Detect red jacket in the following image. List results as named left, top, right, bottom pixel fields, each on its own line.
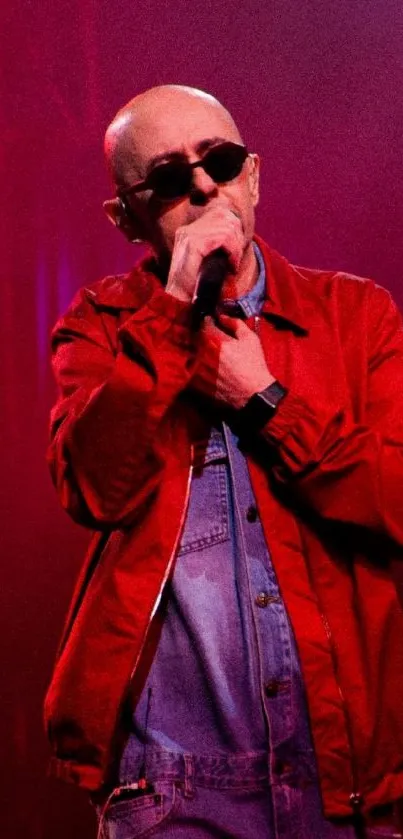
left=44, top=235, right=403, bottom=818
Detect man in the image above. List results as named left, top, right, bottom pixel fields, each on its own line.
left=45, top=85, right=403, bottom=839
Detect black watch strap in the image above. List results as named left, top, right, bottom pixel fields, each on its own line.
left=237, top=380, right=288, bottom=431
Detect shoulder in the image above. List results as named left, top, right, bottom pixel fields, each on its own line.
left=268, top=238, right=396, bottom=317
left=82, top=257, right=162, bottom=312
left=295, top=264, right=400, bottom=325
left=58, top=254, right=162, bottom=322
left=294, top=263, right=390, bottom=302
left=290, top=264, right=403, bottom=356
left=257, top=235, right=402, bottom=348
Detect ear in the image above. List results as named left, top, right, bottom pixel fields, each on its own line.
left=247, top=154, right=260, bottom=208
left=102, top=197, right=145, bottom=244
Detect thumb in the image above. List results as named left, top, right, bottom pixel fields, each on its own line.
left=216, top=312, right=249, bottom=338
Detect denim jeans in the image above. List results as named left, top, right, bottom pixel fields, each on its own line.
left=96, top=746, right=401, bottom=838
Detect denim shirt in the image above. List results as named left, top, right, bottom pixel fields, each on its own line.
left=122, top=244, right=318, bottom=791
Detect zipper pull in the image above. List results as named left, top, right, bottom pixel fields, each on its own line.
left=350, top=792, right=365, bottom=839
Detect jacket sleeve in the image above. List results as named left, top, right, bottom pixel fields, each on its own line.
left=47, top=286, right=197, bottom=529
left=261, top=282, right=403, bottom=546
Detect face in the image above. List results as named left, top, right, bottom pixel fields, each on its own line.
left=113, top=93, right=260, bottom=263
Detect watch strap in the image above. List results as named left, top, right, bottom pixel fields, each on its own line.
left=237, top=380, right=288, bottom=431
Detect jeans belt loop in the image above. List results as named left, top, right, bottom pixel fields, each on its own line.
left=183, top=753, right=195, bottom=799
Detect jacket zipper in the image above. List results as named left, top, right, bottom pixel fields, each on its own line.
left=98, top=453, right=193, bottom=830
left=129, top=449, right=194, bottom=677
left=254, top=312, right=364, bottom=829
left=317, top=604, right=364, bottom=829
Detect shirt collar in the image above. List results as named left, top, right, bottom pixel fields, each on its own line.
left=219, top=241, right=266, bottom=319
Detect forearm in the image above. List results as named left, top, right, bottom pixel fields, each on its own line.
left=260, top=390, right=403, bottom=545
left=48, top=290, right=197, bottom=528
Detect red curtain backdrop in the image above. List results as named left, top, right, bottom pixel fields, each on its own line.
left=1, top=1, right=402, bottom=836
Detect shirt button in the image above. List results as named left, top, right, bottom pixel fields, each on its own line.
left=255, top=593, right=280, bottom=608
left=246, top=505, right=258, bottom=522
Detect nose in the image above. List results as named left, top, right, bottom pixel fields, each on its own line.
left=189, top=164, right=218, bottom=205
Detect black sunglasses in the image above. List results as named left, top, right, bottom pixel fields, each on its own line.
left=119, top=141, right=249, bottom=203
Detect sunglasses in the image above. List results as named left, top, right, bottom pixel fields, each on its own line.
left=119, top=141, right=249, bottom=203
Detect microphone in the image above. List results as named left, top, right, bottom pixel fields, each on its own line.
left=191, top=247, right=229, bottom=328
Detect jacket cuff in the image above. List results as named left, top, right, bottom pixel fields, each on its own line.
left=118, top=289, right=196, bottom=352
left=145, top=289, right=194, bottom=326
left=260, top=389, right=343, bottom=474
left=261, top=390, right=307, bottom=442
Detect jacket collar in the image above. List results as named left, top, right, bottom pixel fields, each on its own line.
left=254, top=234, right=313, bottom=335
left=83, top=254, right=162, bottom=311
left=85, top=236, right=315, bottom=334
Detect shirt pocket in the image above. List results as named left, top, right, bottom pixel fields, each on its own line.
left=178, top=461, right=230, bottom=556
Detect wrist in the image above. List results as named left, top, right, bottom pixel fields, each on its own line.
left=165, top=285, right=192, bottom=304
left=239, top=375, right=276, bottom=408
left=236, top=380, right=288, bottom=432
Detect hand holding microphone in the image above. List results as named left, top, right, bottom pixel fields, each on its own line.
left=165, top=204, right=274, bottom=409
left=191, top=247, right=229, bottom=327
left=165, top=205, right=244, bottom=322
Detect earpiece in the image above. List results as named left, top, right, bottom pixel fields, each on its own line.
left=105, top=195, right=144, bottom=244
left=115, top=196, right=127, bottom=228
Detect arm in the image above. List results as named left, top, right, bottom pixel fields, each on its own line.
left=190, top=284, right=403, bottom=546
left=47, top=284, right=197, bottom=529
left=261, top=283, right=403, bottom=545
left=48, top=205, right=245, bottom=530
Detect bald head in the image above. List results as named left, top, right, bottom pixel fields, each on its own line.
left=102, top=85, right=259, bottom=265
left=104, top=85, right=243, bottom=189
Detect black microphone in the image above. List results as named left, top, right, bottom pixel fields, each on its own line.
left=191, top=247, right=229, bottom=328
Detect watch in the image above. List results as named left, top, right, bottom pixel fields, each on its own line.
left=237, top=380, right=288, bottom=432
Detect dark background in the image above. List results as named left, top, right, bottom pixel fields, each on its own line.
left=1, top=1, right=402, bottom=836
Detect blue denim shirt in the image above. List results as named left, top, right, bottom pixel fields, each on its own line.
left=122, top=243, right=318, bottom=788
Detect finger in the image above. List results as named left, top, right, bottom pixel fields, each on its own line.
left=202, top=315, right=217, bottom=332
left=200, top=315, right=221, bottom=341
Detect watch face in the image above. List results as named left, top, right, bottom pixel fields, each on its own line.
left=260, top=381, right=287, bottom=410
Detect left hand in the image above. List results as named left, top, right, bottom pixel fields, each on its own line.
left=190, top=313, right=275, bottom=410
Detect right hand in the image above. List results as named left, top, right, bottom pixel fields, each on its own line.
left=165, top=205, right=244, bottom=303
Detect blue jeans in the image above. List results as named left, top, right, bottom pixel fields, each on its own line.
left=95, top=746, right=402, bottom=839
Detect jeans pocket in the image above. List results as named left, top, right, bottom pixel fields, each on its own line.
left=98, top=781, right=177, bottom=839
